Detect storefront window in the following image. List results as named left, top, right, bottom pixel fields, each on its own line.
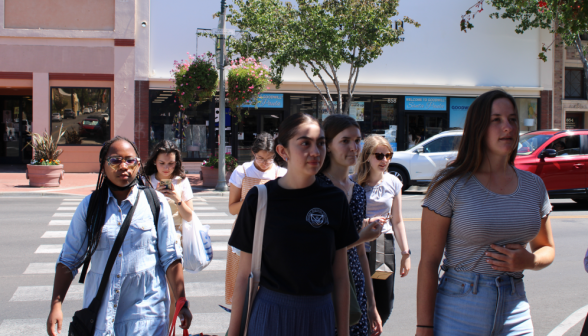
left=515, top=98, right=539, bottom=132
left=290, top=95, right=317, bottom=119
left=372, top=96, right=397, bottom=135
left=149, top=90, right=211, bottom=159
left=51, top=88, right=111, bottom=145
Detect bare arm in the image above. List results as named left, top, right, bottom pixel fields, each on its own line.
left=332, top=247, right=350, bottom=336
left=416, top=208, right=450, bottom=336
left=228, top=184, right=244, bottom=215
left=166, top=260, right=192, bottom=329
left=228, top=252, right=252, bottom=336
left=46, top=263, right=74, bottom=336
left=391, top=191, right=411, bottom=277
left=347, top=217, right=384, bottom=249
left=156, top=183, right=194, bottom=222
left=357, top=243, right=382, bottom=335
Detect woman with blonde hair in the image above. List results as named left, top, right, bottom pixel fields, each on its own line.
left=352, top=134, right=411, bottom=326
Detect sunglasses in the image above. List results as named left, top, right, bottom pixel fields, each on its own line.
left=373, top=152, right=392, bottom=161
left=106, top=156, right=140, bottom=170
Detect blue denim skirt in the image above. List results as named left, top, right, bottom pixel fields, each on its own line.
left=434, top=268, right=533, bottom=336
left=247, top=286, right=336, bottom=336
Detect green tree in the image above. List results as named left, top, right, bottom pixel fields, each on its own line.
left=461, top=0, right=588, bottom=96
left=224, top=0, right=419, bottom=114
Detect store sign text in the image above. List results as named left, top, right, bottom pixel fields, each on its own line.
left=241, top=93, right=284, bottom=108
left=405, top=96, right=447, bottom=111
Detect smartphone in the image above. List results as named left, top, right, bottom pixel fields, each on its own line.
left=160, top=179, right=172, bottom=190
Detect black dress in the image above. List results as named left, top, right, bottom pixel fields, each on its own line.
left=317, top=174, right=369, bottom=336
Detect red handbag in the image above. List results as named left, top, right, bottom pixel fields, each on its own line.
left=168, top=297, right=189, bottom=336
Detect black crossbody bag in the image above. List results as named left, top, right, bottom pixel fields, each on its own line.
left=68, top=190, right=143, bottom=336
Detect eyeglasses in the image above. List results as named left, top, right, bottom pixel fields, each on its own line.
left=106, top=156, right=141, bottom=170
left=254, top=157, right=274, bottom=164
left=373, top=152, right=392, bottom=161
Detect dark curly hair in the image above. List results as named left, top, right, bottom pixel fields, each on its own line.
left=143, top=140, right=186, bottom=179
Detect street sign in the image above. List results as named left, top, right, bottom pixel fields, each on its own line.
left=213, top=28, right=235, bottom=36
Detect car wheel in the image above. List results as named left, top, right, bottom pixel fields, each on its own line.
left=388, top=166, right=409, bottom=191
left=572, top=199, right=588, bottom=205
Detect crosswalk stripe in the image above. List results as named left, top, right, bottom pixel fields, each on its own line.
left=63, top=198, right=84, bottom=201
left=41, top=231, right=67, bottom=238
left=9, top=285, right=84, bottom=302
left=53, top=213, right=74, bottom=217
left=61, top=202, right=81, bottom=206
left=49, top=220, right=70, bottom=226
left=200, top=219, right=235, bottom=224
left=209, top=229, right=231, bottom=237
left=0, top=318, right=47, bottom=336
left=193, top=206, right=217, bottom=210
left=185, top=281, right=225, bottom=297
left=203, top=259, right=226, bottom=271
left=193, top=202, right=209, bottom=206
left=185, top=313, right=230, bottom=333
left=195, top=212, right=228, bottom=217
left=35, top=245, right=62, bottom=254
left=57, top=207, right=77, bottom=211
left=211, top=242, right=228, bottom=251
left=24, top=263, right=55, bottom=274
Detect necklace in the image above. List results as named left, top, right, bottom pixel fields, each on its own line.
left=324, top=173, right=353, bottom=199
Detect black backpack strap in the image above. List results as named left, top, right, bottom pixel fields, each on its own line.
left=141, top=186, right=160, bottom=231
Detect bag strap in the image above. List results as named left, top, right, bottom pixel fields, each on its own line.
left=87, top=190, right=142, bottom=310
left=250, top=184, right=267, bottom=284
left=141, top=186, right=160, bottom=232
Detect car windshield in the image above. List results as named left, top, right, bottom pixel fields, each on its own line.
left=83, top=120, right=99, bottom=126
left=517, top=133, right=553, bottom=156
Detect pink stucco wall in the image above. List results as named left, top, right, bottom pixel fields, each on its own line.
left=4, top=0, right=115, bottom=31
left=114, top=46, right=135, bottom=140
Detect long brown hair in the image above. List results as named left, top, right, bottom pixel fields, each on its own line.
left=352, top=134, right=392, bottom=187
left=425, top=90, right=519, bottom=197
left=319, top=114, right=360, bottom=174
left=144, top=140, right=186, bottom=179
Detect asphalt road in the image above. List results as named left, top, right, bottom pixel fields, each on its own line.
left=0, top=192, right=586, bottom=336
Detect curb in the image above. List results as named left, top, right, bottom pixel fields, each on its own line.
left=0, top=192, right=87, bottom=197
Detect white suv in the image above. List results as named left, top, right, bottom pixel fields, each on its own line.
left=389, top=130, right=463, bottom=190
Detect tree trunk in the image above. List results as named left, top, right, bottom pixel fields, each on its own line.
left=574, top=34, right=588, bottom=99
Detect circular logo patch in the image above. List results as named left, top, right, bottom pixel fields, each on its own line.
left=306, top=208, right=329, bottom=228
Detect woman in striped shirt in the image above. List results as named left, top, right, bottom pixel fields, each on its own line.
left=416, top=90, right=555, bottom=336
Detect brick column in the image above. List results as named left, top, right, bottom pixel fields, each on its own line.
left=134, top=80, right=150, bottom=160
left=540, top=90, right=553, bottom=129
left=553, top=33, right=564, bottom=129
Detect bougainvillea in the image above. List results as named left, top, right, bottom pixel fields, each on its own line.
left=171, top=52, right=218, bottom=110
left=227, top=57, right=272, bottom=120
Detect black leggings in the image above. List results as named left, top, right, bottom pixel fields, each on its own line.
left=366, top=237, right=396, bottom=325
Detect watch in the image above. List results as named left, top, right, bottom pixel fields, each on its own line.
left=176, top=200, right=182, bottom=205
left=401, top=249, right=411, bottom=256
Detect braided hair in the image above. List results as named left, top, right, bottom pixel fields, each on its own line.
left=75, top=136, right=150, bottom=270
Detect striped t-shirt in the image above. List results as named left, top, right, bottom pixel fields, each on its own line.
left=422, top=168, right=552, bottom=278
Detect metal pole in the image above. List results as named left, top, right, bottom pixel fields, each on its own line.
left=215, top=0, right=229, bottom=191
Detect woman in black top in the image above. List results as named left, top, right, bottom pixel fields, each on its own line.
left=228, top=113, right=360, bottom=336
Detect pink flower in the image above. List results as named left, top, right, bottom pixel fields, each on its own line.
left=181, top=92, right=185, bottom=95
left=181, top=84, right=183, bottom=86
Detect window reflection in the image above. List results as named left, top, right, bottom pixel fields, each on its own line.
left=51, top=88, right=111, bottom=145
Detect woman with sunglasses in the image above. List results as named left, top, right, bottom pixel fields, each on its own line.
left=143, top=140, right=194, bottom=322
left=47, top=136, right=191, bottom=336
left=225, top=132, right=286, bottom=305
left=352, top=134, right=411, bottom=326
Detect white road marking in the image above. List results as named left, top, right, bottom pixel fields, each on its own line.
left=202, top=259, right=226, bottom=271
left=63, top=198, right=84, bottom=201
left=57, top=207, right=77, bottom=211
left=193, top=202, right=209, bottom=206
left=0, top=318, right=47, bottom=336
left=41, top=231, right=67, bottom=238
left=49, top=220, right=71, bottom=226
left=209, top=229, right=231, bottom=237
left=9, top=285, right=84, bottom=301
left=194, top=206, right=217, bottom=210
left=200, top=219, right=235, bottom=224
left=185, top=281, right=225, bottom=297
left=211, top=242, right=228, bottom=251
left=35, top=245, right=62, bottom=254
left=61, top=202, right=81, bottom=206
left=547, top=304, right=588, bottom=336
left=195, top=212, right=228, bottom=217
left=23, top=263, right=55, bottom=274
left=53, top=213, right=74, bottom=217
left=186, top=313, right=230, bottom=333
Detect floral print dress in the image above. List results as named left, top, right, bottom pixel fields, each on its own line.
left=317, top=174, right=369, bottom=336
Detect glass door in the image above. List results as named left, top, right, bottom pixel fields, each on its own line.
left=406, top=113, right=447, bottom=149
left=0, top=96, right=32, bottom=164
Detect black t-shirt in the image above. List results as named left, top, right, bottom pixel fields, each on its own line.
left=228, top=177, right=359, bottom=296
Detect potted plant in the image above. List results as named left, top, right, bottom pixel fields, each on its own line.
left=25, top=125, right=65, bottom=187
left=171, top=52, right=218, bottom=110
left=201, top=154, right=238, bottom=188
left=227, top=57, right=272, bottom=121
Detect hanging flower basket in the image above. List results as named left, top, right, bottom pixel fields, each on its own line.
left=171, top=52, right=218, bottom=110
left=227, top=57, right=272, bottom=121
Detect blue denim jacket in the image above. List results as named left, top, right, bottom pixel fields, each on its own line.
left=58, top=186, right=182, bottom=336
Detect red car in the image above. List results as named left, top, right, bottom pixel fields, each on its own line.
left=78, top=117, right=105, bottom=137
left=515, top=129, right=588, bottom=204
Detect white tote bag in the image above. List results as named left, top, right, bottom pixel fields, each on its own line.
left=182, top=214, right=213, bottom=273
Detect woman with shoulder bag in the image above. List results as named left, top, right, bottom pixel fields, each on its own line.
left=352, top=134, right=411, bottom=326
left=143, top=139, right=195, bottom=323
left=46, top=136, right=192, bottom=336
left=416, top=90, right=555, bottom=335
left=225, top=132, right=286, bottom=305
left=227, top=113, right=359, bottom=336
left=318, top=114, right=386, bottom=336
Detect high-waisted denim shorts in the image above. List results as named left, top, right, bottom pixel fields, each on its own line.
left=434, top=268, right=533, bottom=336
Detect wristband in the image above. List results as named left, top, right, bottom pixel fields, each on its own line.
left=416, top=325, right=433, bottom=329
